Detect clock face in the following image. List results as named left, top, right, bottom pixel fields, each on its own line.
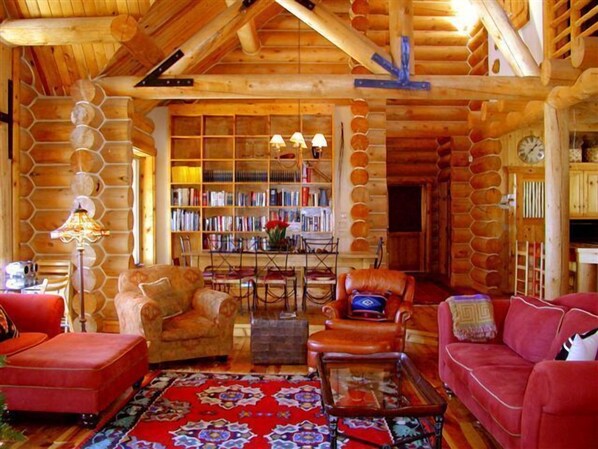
left=517, top=135, right=545, bottom=164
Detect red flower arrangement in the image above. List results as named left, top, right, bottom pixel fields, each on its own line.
left=265, top=220, right=290, bottom=247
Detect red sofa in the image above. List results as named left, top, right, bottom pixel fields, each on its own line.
left=0, top=293, right=148, bottom=426
left=438, top=293, right=598, bottom=449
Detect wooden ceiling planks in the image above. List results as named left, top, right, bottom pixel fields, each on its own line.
left=102, top=0, right=226, bottom=77
left=5, top=0, right=152, bottom=94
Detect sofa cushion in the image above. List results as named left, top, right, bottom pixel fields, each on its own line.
left=0, top=332, right=48, bottom=356
left=556, top=327, right=598, bottom=361
left=470, top=365, right=534, bottom=437
left=444, top=342, right=533, bottom=386
left=549, top=308, right=598, bottom=360
left=161, top=311, right=219, bottom=341
left=0, top=305, right=19, bottom=341
left=139, top=277, right=184, bottom=318
left=0, top=333, right=147, bottom=389
left=503, top=296, right=565, bottom=363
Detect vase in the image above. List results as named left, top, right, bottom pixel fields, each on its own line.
left=318, top=188, right=328, bottom=207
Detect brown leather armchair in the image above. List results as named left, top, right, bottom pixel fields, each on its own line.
left=322, top=268, right=415, bottom=352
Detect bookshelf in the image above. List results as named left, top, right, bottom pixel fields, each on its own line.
left=169, top=104, right=334, bottom=262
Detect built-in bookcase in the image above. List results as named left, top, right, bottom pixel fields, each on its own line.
left=169, top=104, right=334, bottom=262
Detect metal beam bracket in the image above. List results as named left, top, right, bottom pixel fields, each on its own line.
left=135, top=49, right=193, bottom=88
left=295, top=0, right=315, bottom=10
left=355, top=37, right=431, bottom=91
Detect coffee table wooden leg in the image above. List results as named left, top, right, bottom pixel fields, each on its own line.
left=328, top=415, right=339, bottom=449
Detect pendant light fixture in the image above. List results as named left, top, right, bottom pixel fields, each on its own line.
left=270, top=14, right=327, bottom=162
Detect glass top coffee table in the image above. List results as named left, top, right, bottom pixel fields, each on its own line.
left=317, top=352, right=447, bottom=449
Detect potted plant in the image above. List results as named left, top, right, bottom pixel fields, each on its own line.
left=0, top=356, right=24, bottom=442
left=264, top=219, right=290, bottom=250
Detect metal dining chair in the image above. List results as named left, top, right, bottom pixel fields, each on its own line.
left=374, top=237, right=384, bottom=269
left=302, top=236, right=339, bottom=311
left=255, top=244, right=298, bottom=311
left=210, top=237, right=257, bottom=313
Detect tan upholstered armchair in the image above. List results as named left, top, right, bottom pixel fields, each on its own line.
left=115, top=265, right=238, bottom=364
left=322, top=268, right=415, bottom=352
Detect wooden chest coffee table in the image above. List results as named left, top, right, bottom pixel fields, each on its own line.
left=250, top=311, right=308, bottom=364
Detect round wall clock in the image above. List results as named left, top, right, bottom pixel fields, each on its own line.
left=517, top=135, right=545, bottom=164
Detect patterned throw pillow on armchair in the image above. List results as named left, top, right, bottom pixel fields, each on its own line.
left=347, top=291, right=390, bottom=321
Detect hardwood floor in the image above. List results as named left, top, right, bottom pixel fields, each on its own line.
left=3, top=303, right=501, bottom=449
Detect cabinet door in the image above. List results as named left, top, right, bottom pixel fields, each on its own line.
left=569, top=170, right=584, bottom=217
left=585, top=172, right=598, bottom=217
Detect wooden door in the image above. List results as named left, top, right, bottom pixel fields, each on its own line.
left=387, top=184, right=431, bottom=272
left=438, top=181, right=451, bottom=277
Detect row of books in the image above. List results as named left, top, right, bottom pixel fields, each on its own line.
left=172, top=166, right=202, bottom=183
left=234, top=170, right=268, bottom=182
left=269, top=209, right=301, bottom=223
left=171, top=210, right=200, bottom=231
left=205, top=190, right=234, bottom=207
left=269, top=188, right=300, bottom=207
left=236, top=191, right=267, bottom=207
left=172, top=188, right=201, bottom=206
left=234, top=215, right=267, bottom=232
left=203, top=234, right=236, bottom=251
left=270, top=169, right=301, bottom=183
left=203, top=215, right=233, bottom=232
left=301, top=209, right=332, bottom=232
left=204, top=170, right=234, bottom=182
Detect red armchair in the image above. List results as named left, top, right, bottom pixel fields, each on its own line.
left=322, top=269, right=415, bottom=352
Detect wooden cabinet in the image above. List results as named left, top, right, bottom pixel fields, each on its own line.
left=570, top=163, right=598, bottom=218
left=169, top=104, right=334, bottom=262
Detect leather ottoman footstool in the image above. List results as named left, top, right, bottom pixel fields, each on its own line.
left=307, top=329, right=393, bottom=368
left=0, top=332, right=148, bottom=427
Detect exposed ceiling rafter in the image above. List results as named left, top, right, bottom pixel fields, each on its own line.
left=468, top=0, right=539, bottom=76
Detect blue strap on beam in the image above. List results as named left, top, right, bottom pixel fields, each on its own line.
left=355, top=36, right=431, bottom=91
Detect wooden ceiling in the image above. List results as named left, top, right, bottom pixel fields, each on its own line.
left=0, top=0, right=479, bottom=99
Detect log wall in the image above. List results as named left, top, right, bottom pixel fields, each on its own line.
left=19, top=72, right=135, bottom=332
left=468, top=138, right=505, bottom=294
left=346, top=1, right=388, bottom=258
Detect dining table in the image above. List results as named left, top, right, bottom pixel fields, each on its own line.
left=181, top=250, right=378, bottom=272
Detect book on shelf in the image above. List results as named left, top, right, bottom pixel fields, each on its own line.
left=171, top=188, right=200, bottom=206
left=269, top=188, right=278, bottom=206
left=170, top=209, right=200, bottom=231
left=301, top=187, right=309, bottom=207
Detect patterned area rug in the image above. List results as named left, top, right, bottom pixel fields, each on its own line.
left=80, top=371, right=433, bottom=449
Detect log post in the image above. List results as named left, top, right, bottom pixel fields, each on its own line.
left=544, top=103, right=569, bottom=299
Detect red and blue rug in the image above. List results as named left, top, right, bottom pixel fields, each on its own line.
left=80, top=371, right=433, bottom=448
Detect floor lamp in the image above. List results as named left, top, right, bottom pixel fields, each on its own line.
left=51, top=205, right=109, bottom=332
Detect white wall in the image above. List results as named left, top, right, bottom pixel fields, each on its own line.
left=148, top=107, right=170, bottom=264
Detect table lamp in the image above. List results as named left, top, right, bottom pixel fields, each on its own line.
left=51, top=204, right=109, bottom=332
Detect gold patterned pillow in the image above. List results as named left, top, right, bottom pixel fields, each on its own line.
left=139, top=277, right=183, bottom=318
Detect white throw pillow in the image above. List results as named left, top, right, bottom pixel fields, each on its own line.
left=566, top=330, right=598, bottom=361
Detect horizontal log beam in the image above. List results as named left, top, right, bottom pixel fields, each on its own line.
left=96, top=74, right=553, bottom=101
left=0, top=17, right=117, bottom=46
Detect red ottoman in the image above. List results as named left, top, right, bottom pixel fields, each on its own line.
left=307, top=329, right=393, bottom=368
left=0, top=332, right=148, bottom=426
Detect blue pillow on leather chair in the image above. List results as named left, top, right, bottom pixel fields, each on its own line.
left=348, top=292, right=388, bottom=321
